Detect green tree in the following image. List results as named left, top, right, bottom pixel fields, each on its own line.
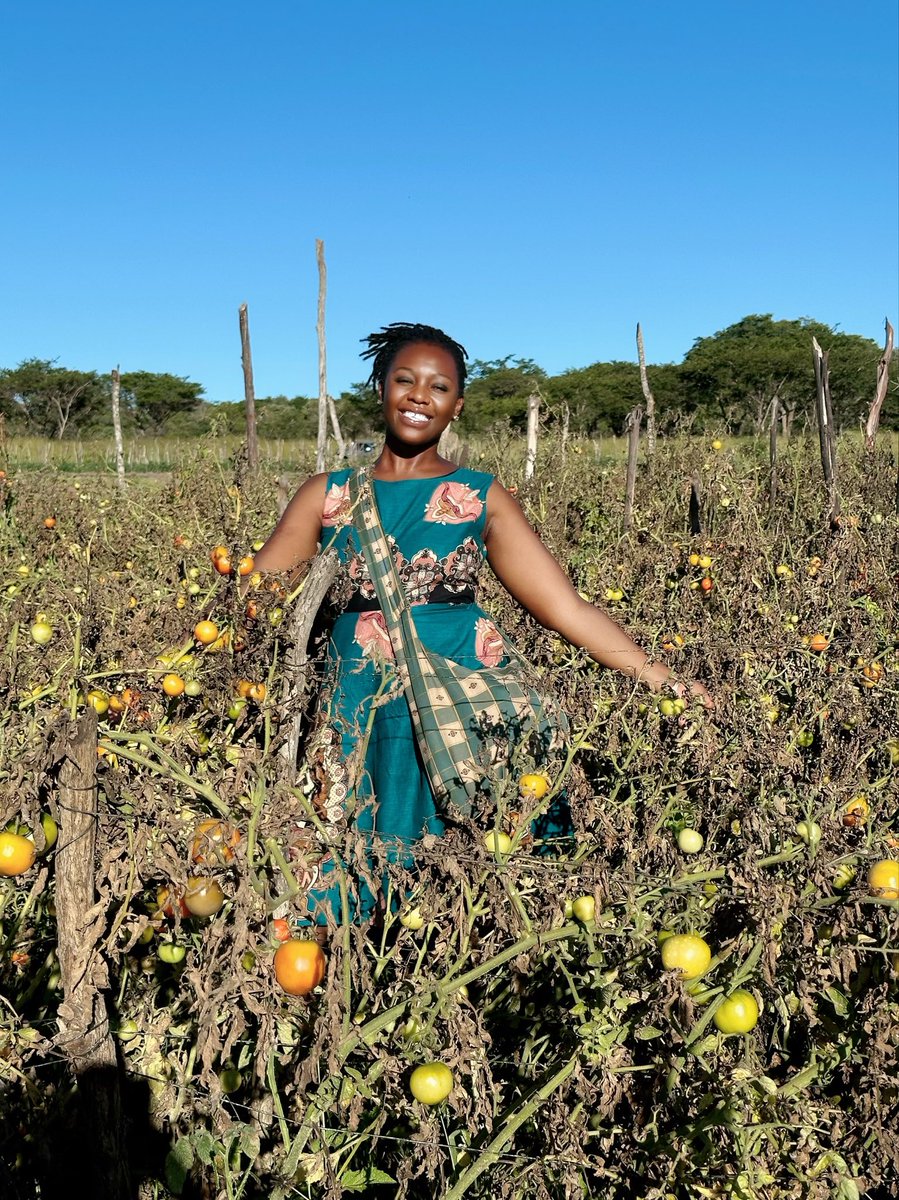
left=680, top=315, right=886, bottom=434
left=463, top=357, right=547, bottom=431
left=0, top=358, right=106, bottom=438
left=119, top=371, right=204, bottom=434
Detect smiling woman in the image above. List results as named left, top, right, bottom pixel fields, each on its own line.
left=253, top=321, right=712, bottom=924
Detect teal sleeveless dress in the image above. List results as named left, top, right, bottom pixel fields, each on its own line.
left=294, top=466, right=567, bottom=924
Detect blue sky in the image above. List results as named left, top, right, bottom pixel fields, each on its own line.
left=3, top=1, right=896, bottom=402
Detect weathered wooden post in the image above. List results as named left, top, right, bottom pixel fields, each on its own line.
left=110, top=367, right=126, bottom=494
left=623, top=405, right=642, bottom=532
left=280, top=550, right=340, bottom=768
left=315, top=239, right=328, bottom=475
left=812, top=336, right=841, bottom=528
left=524, top=391, right=540, bottom=480
left=239, top=302, right=260, bottom=471
left=327, top=394, right=346, bottom=460
left=865, top=317, right=894, bottom=454
left=52, top=708, right=130, bottom=1200
left=636, top=323, right=657, bottom=461
left=768, top=397, right=779, bottom=513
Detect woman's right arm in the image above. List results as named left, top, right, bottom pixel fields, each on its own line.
left=252, top=473, right=329, bottom=575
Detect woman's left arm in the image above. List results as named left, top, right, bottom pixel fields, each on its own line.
left=484, top=482, right=712, bottom=706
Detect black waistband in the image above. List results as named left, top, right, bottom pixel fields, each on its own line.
left=344, top=584, right=476, bottom=613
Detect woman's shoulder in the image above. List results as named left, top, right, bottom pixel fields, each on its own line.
left=451, top=466, right=495, bottom=493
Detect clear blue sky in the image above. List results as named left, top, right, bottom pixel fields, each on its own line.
left=3, top=1, right=896, bottom=402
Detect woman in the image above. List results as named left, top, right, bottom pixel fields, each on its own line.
left=255, top=322, right=711, bottom=922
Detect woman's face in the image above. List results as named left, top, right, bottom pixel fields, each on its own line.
left=380, top=341, right=464, bottom=445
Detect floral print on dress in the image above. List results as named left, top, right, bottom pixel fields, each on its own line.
left=354, top=610, right=394, bottom=661
left=443, top=537, right=482, bottom=594
left=322, top=481, right=352, bottom=527
left=474, top=617, right=505, bottom=667
left=424, top=480, right=484, bottom=525
left=402, top=549, right=443, bottom=605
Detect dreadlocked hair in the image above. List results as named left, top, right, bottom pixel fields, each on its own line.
left=360, top=322, right=468, bottom=395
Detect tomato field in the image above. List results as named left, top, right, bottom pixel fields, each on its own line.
left=1, top=430, right=897, bottom=1200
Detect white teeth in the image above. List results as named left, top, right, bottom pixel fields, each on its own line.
left=401, top=411, right=429, bottom=425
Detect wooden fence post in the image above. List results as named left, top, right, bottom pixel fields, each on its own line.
left=52, top=709, right=130, bottom=1200
left=110, top=367, right=126, bottom=494
left=865, top=317, right=894, bottom=453
left=327, top=394, right=346, bottom=460
left=524, top=392, right=540, bottom=480
left=623, top=405, right=642, bottom=531
left=636, top=323, right=656, bottom=461
left=315, top=239, right=328, bottom=475
left=768, top=397, right=779, bottom=512
left=280, top=551, right=340, bottom=769
left=239, top=302, right=260, bottom=471
left=812, top=337, right=841, bottom=528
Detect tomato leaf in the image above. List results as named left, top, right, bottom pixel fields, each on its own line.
left=635, top=1025, right=665, bottom=1040
left=164, top=1138, right=194, bottom=1195
left=342, top=1166, right=396, bottom=1190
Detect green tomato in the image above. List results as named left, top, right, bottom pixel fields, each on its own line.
left=484, top=830, right=513, bottom=855
left=571, top=895, right=596, bottom=923
left=713, top=989, right=760, bottom=1034
left=219, top=1066, right=243, bottom=1094
left=40, top=813, right=58, bottom=851
left=409, top=1061, right=454, bottom=1105
left=677, top=828, right=704, bottom=854
left=30, top=621, right=54, bottom=646
left=157, top=942, right=186, bottom=965
left=399, top=906, right=425, bottom=931
left=795, top=820, right=821, bottom=848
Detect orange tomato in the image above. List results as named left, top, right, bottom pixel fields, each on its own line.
left=0, top=831, right=37, bottom=877
left=273, top=938, right=326, bottom=996
left=213, top=555, right=233, bottom=576
left=210, top=544, right=229, bottom=563
left=191, top=819, right=241, bottom=865
left=235, top=679, right=253, bottom=699
left=700, top=576, right=714, bottom=593
left=272, top=917, right=291, bottom=942
left=237, top=555, right=255, bottom=576
left=194, top=620, right=220, bottom=645
left=43, top=516, right=57, bottom=529
left=248, top=682, right=267, bottom=703
left=162, top=673, right=185, bottom=697
left=808, top=634, right=829, bottom=652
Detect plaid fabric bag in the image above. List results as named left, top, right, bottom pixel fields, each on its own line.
left=348, top=468, right=566, bottom=817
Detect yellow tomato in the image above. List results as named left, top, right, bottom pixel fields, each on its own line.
left=0, top=831, right=37, bottom=876
left=519, top=773, right=549, bottom=800
left=714, top=989, right=759, bottom=1034
left=660, top=933, right=712, bottom=981
left=867, top=860, right=899, bottom=900
left=484, top=830, right=513, bottom=855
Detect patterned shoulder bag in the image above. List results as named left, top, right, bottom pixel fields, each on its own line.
left=348, top=468, right=566, bottom=817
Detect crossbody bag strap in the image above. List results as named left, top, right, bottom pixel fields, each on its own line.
left=347, top=468, right=410, bottom=649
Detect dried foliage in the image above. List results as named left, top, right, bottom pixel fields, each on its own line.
left=0, top=431, right=897, bottom=1200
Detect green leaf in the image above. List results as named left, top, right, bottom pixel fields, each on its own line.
left=825, top=986, right=849, bottom=1016
left=836, top=1179, right=860, bottom=1200
left=164, top=1138, right=194, bottom=1195
left=342, top=1165, right=397, bottom=1190
left=191, top=1129, right=216, bottom=1166
left=634, top=1025, right=665, bottom=1040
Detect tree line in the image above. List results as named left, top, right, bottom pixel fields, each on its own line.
left=1, top=315, right=894, bottom=442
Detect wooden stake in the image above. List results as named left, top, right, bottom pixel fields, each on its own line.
left=865, top=318, right=894, bottom=453
left=812, top=337, right=840, bottom=527
left=110, top=367, right=126, bottom=494
left=280, top=550, right=340, bottom=768
left=239, top=302, right=260, bottom=471
left=524, top=391, right=540, bottom=480
left=768, top=397, right=779, bottom=512
left=623, top=405, right=642, bottom=531
left=315, top=239, right=328, bottom=475
left=636, top=323, right=656, bottom=459
left=327, top=393, right=346, bottom=460
left=52, top=709, right=130, bottom=1200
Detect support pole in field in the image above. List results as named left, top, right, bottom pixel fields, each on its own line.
left=636, top=323, right=657, bottom=461
left=812, top=337, right=841, bottom=528
left=315, top=239, right=328, bottom=475
left=688, top=475, right=702, bottom=536
left=768, top=397, right=779, bottom=513
left=52, top=709, right=130, bottom=1200
left=327, top=394, right=346, bottom=460
left=277, top=474, right=291, bottom=517
left=280, top=550, right=340, bottom=768
left=239, top=302, right=260, bottom=471
left=864, top=317, right=894, bottom=454
left=623, top=405, right=642, bottom=532
left=524, top=391, right=540, bottom=480
left=110, top=367, right=126, bottom=494
left=561, top=402, right=570, bottom=463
